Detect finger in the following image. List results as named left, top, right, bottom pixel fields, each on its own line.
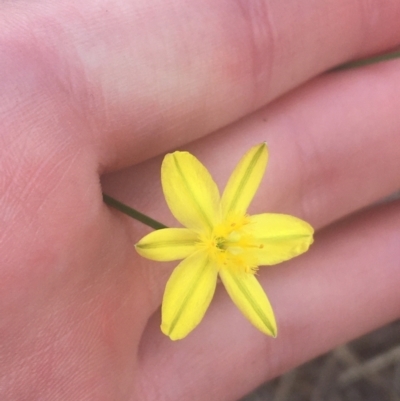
left=136, top=199, right=400, bottom=401
left=202, top=58, right=400, bottom=229
left=3, top=1, right=400, bottom=171
left=103, top=56, right=400, bottom=238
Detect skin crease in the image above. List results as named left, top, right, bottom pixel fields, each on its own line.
left=0, top=0, right=400, bottom=400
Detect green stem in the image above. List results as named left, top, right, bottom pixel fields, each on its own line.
left=337, top=49, right=400, bottom=70
left=103, top=193, right=167, bottom=230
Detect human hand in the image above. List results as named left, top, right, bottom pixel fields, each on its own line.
left=1, top=1, right=400, bottom=400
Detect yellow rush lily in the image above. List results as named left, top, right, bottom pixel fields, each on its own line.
left=135, top=143, right=314, bottom=340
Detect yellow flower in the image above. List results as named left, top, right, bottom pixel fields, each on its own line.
left=135, top=143, right=314, bottom=340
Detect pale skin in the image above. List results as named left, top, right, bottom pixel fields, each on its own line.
left=1, top=0, right=400, bottom=400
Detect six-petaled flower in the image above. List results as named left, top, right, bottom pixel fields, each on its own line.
left=136, top=143, right=314, bottom=340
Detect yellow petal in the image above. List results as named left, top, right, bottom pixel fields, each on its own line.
left=135, top=228, right=198, bottom=261
left=162, top=151, right=220, bottom=233
left=221, top=143, right=268, bottom=218
left=161, top=251, right=218, bottom=340
left=219, top=268, right=277, bottom=337
left=248, top=213, right=314, bottom=265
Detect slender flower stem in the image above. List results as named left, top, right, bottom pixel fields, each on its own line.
left=103, top=193, right=167, bottom=230
left=337, top=49, right=400, bottom=70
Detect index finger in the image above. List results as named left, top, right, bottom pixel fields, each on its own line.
left=2, top=0, right=400, bottom=171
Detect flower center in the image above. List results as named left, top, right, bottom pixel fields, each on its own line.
left=198, top=215, right=259, bottom=273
